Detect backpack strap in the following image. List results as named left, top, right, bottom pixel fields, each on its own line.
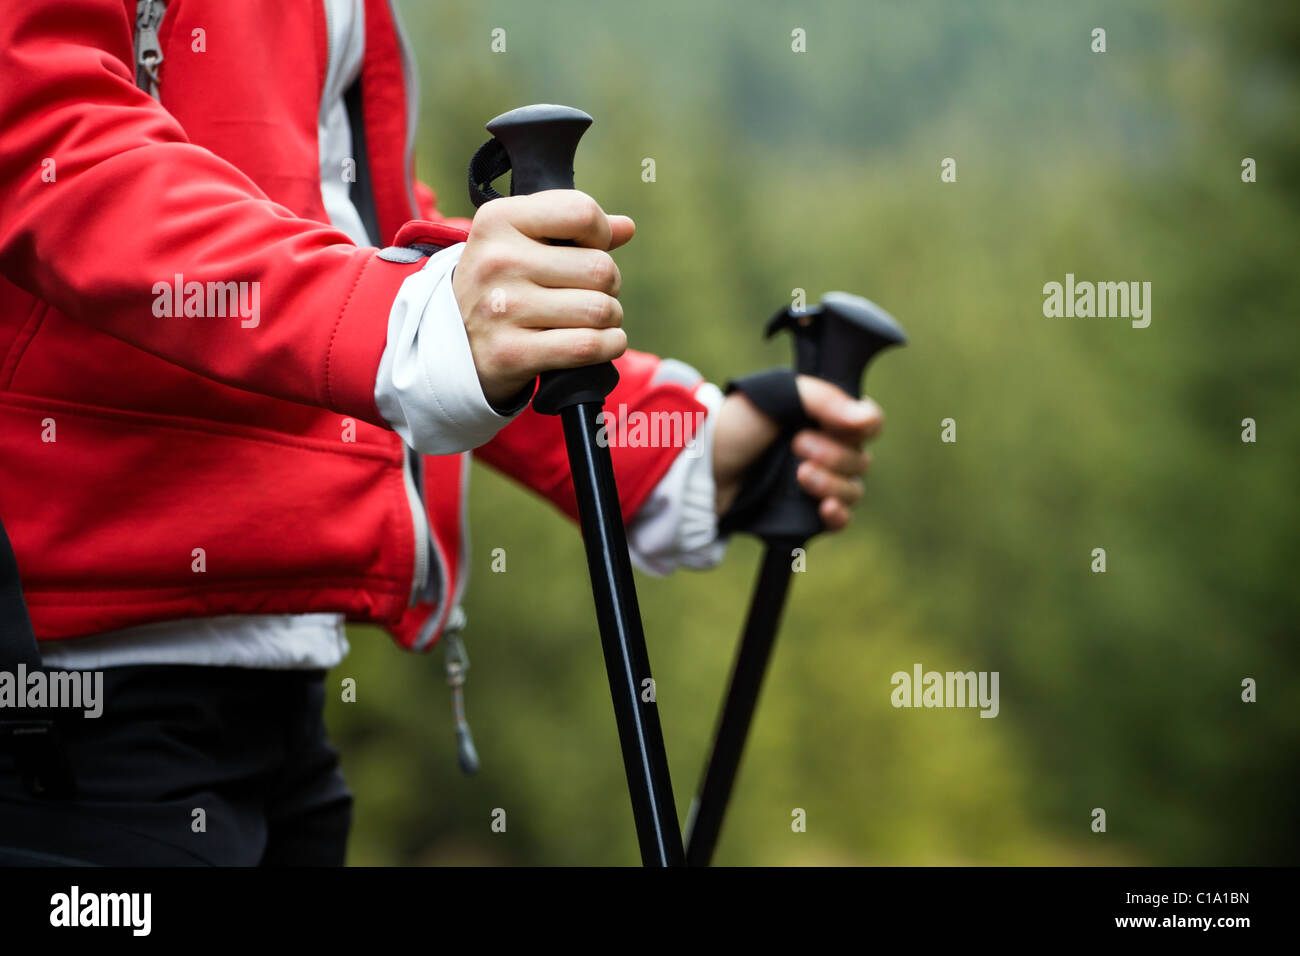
left=0, top=518, right=76, bottom=799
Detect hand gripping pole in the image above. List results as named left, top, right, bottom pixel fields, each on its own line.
left=684, top=293, right=907, bottom=866
left=469, top=105, right=683, bottom=866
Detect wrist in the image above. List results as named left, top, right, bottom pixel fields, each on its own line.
left=712, top=391, right=780, bottom=515
left=485, top=376, right=536, bottom=415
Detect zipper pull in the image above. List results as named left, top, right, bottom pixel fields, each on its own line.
left=443, top=630, right=479, bottom=774
left=135, top=1, right=166, bottom=99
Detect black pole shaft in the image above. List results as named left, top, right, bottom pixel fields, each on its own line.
left=685, top=538, right=802, bottom=866
left=560, top=401, right=684, bottom=866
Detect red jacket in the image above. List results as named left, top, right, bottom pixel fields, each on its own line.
left=0, top=0, right=704, bottom=647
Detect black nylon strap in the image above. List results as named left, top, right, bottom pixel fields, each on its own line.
left=718, top=368, right=810, bottom=535
left=0, top=517, right=77, bottom=798
left=0, top=518, right=40, bottom=672
left=468, top=137, right=511, bottom=208
left=723, top=367, right=809, bottom=433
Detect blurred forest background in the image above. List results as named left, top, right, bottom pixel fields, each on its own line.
left=326, top=0, right=1300, bottom=864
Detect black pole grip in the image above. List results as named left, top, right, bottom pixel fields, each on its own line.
left=770, top=292, right=907, bottom=397
left=468, top=104, right=619, bottom=415
left=485, top=104, right=590, bottom=195
left=728, top=292, right=907, bottom=542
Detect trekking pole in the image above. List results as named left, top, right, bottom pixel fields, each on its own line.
left=684, top=292, right=906, bottom=866
left=467, top=105, right=684, bottom=866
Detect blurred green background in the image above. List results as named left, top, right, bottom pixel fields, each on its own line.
left=326, top=0, right=1300, bottom=864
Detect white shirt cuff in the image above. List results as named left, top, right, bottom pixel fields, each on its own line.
left=374, top=243, right=526, bottom=455
left=626, top=379, right=729, bottom=576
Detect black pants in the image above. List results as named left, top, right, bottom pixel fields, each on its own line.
left=0, top=666, right=352, bottom=866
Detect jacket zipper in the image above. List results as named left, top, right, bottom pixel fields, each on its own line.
left=134, top=0, right=166, bottom=100
left=389, top=0, right=423, bottom=221
left=402, top=446, right=432, bottom=606
left=386, top=0, right=454, bottom=625
left=317, top=0, right=476, bottom=769
left=387, top=0, right=477, bottom=767
left=325, top=0, right=440, bottom=612
left=129, top=1, right=451, bottom=636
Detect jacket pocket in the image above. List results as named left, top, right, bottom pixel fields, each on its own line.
left=0, top=298, right=49, bottom=390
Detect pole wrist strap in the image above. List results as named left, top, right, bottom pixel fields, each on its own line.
left=718, top=368, right=810, bottom=536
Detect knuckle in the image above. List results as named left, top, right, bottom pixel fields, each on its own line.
left=472, top=247, right=513, bottom=281
left=473, top=197, right=506, bottom=228
left=608, top=327, right=628, bottom=356
left=573, top=193, right=603, bottom=232
left=867, top=404, right=885, bottom=434
left=571, top=331, right=603, bottom=365
left=556, top=193, right=603, bottom=239
left=587, top=252, right=617, bottom=291
left=583, top=294, right=614, bottom=328
left=493, top=337, right=528, bottom=378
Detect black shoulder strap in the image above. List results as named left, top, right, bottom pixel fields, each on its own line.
left=0, top=517, right=41, bottom=672
left=0, top=517, right=76, bottom=798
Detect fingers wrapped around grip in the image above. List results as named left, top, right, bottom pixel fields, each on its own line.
left=452, top=190, right=634, bottom=407
left=487, top=243, right=621, bottom=295
left=487, top=327, right=628, bottom=379
left=474, top=190, right=619, bottom=249
left=514, top=287, right=624, bottom=330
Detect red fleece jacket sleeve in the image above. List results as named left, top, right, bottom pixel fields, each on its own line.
left=0, top=0, right=420, bottom=425
left=474, top=350, right=708, bottom=521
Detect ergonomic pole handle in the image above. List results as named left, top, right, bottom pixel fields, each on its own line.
left=723, top=293, right=907, bottom=542
left=768, top=291, right=907, bottom=398
left=468, top=104, right=620, bottom=415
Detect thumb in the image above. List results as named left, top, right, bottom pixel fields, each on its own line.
left=607, top=215, right=636, bottom=250
left=795, top=375, right=882, bottom=440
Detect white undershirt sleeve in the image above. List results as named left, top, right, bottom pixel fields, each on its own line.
left=373, top=243, right=529, bottom=455
left=626, top=380, right=729, bottom=575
